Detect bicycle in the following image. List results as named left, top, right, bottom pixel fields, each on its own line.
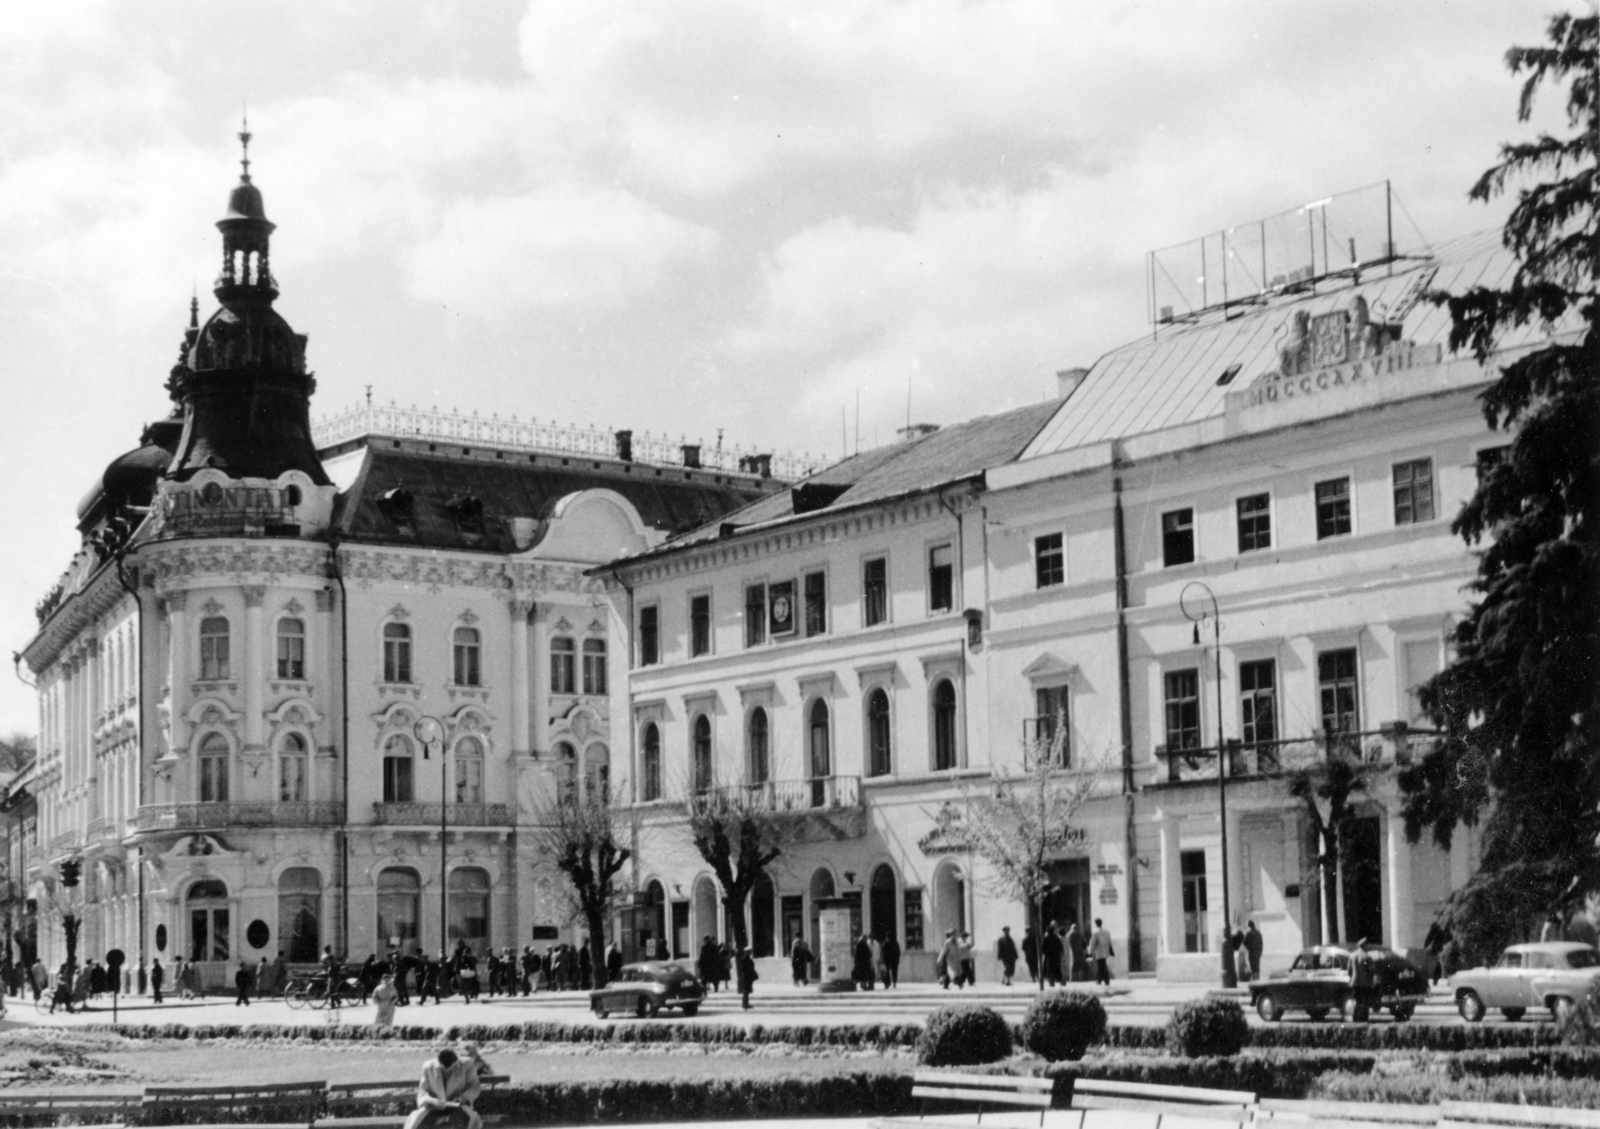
left=284, top=972, right=359, bottom=1010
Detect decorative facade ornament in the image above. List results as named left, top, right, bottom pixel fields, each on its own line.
left=283, top=597, right=305, bottom=616
left=386, top=603, right=410, bottom=621
left=586, top=619, right=606, bottom=635
left=459, top=608, right=479, bottom=625
left=243, top=586, right=267, bottom=608
left=554, top=616, right=573, bottom=632
left=200, top=598, right=224, bottom=617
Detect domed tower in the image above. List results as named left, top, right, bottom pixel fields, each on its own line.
left=166, top=121, right=330, bottom=487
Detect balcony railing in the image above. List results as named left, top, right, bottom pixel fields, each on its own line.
left=371, top=802, right=512, bottom=827
left=690, top=775, right=862, bottom=813
left=1155, top=723, right=1445, bottom=785
left=133, top=801, right=346, bottom=832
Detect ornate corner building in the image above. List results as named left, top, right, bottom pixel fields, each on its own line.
left=15, top=140, right=779, bottom=988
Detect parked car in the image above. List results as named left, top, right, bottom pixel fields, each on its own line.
left=1451, top=942, right=1600, bottom=1023
left=1251, top=943, right=1428, bottom=1023
left=589, top=961, right=705, bottom=1019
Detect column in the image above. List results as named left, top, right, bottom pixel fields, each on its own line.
left=165, top=592, right=189, bottom=756
left=1156, top=809, right=1182, bottom=957
left=530, top=609, right=551, bottom=757
left=85, top=641, right=100, bottom=814
left=1224, top=806, right=1244, bottom=934
left=509, top=600, right=533, bottom=756
left=1386, top=801, right=1413, bottom=954
left=242, top=586, right=266, bottom=755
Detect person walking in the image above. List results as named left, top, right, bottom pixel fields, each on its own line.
left=869, top=934, right=884, bottom=989
left=271, top=951, right=288, bottom=998
left=30, top=958, right=47, bottom=1003
left=605, top=940, right=622, bottom=986
left=1244, top=922, right=1264, bottom=983
left=697, top=936, right=718, bottom=991
left=736, top=947, right=758, bottom=1011
left=578, top=941, right=593, bottom=990
left=150, top=958, right=165, bottom=1004
left=1041, top=923, right=1064, bottom=986
left=937, top=930, right=960, bottom=989
left=372, top=972, right=399, bottom=1030
left=256, top=955, right=273, bottom=998
left=789, top=935, right=812, bottom=987
left=1067, top=921, right=1088, bottom=982
left=882, top=933, right=900, bottom=988
left=520, top=947, right=537, bottom=995
left=996, top=926, right=1018, bottom=986
left=1088, top=918, right=1114, bottom=986
left=852, top=934, right=874, bottom=990
left=959, top=932, right=976, bottom=987
left=1022, top=925, right=1040, bottom=984
left=233, top=960, right=252, bottom=1007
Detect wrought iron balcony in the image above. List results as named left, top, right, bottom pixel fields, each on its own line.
left=1154, top=723, right=1444, bottom=786
left=133, top=801, right=346, bottom=833
left=370, top=801, right=512, bottom=827
left=685, top=775, right=865, bottom=840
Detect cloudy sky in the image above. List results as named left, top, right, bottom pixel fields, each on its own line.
left=0, top=0, right=1568, bottom=733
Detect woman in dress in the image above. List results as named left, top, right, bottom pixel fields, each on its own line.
left=372, top=973, right=399, bottom=1030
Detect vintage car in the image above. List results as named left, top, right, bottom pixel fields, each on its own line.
left=1451, top=942, right=1600, bottom=1022
left=1251, top=943, right=1429, bottom=1022
left=589, top=961, right=705, bottom=1019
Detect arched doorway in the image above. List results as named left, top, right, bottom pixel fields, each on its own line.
left=807, top=867, right=835, bottom=974
left=277, top=868, right=321, bottom=962
left=869, top=864, right=898, bottom=944
left=186, top=878, right=230, bottom=990
left=641, top=880, right=667, bottom=959
left=377, top=867, right=421, bottom=951
left=693, top=876, right=720, bottom=952
left=448, top=867, right=491, bottom=956
left=933, top=861, right=967, bottom=945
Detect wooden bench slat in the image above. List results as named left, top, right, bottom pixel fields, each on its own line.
left=1072, top=1097, right=1250, bottom=1118
left=1074, top=1079, right=1255, bottom=1105
left=1159, top=1114, right=1254, bottom=1129
left=145, top=1083, right=327, bottom=1097
left=915, top=1087, right=1053, bottom=1109
left=1260, top=1102, right=1439, bottom=1125
left=912, top=1073, right=1054, bottom=1092
left=1441, top=1114, right=1600, bottom=1129
left=1081, top=1110, right=1159, bottom=1129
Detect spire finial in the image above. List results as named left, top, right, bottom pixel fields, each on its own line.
left=189, top=283, right=199, bottom=328
left=238, top=105, right=252, bottom=184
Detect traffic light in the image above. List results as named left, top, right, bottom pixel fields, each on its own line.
left=60, top=859, right=81, bottom=887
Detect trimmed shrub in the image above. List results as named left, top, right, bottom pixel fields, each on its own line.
left=475, top=1072, right=914, bottom=1125
left=1044, top=1048, right=1377, bottom=1100
left=917, top=1005, right=1015, bottom=1067
left=1021, top=991, right=1108, bottom=1062
left=1167, top=997, right=1249, bottom=1058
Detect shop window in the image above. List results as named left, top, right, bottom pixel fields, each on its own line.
left=448, top=867, right=490, bottom=956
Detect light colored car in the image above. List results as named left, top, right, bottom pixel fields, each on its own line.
left=1452, top=941, right=1600, bottom=1022
left=588, top=961, right=704, bottom=1019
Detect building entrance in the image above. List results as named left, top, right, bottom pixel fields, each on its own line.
left=1341, top=816, right=1383, bottom=944
left=186, top=879, right=230, bottom=990
left=1041, top=858, right=1091, bottom=934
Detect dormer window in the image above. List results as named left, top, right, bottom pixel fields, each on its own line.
left=378, top=488, right=415, bottom=533
left=446, top=494, right=485, bottom=534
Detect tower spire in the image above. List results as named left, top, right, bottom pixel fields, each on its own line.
left=239, top=106, right=252, bottom=184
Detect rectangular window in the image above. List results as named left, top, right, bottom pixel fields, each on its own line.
left=803, top=570, right=827, bottom=637
left=638, top=605, right=659, bottom=667
left=383, top=755, right=413, bottom=803
left=1393, top=458, right=1435, bottom=525
left=382, top=625, right=412, bottom=684
left=928, top=544, right=954, bottom=612
left=1034, top=533, right=1064, bottom=588
left=769, top=578, right=797, bottom=636
left=1476, top=445, right=1510, bottom=483
left=1318, top=648, right=1360, bottom=735
left=1181, top=850, right=1209, bottom=954
left=279, top=752, right=307, bottom=803
left=199, top=618, right=230, bottom=681
left=582, top=639, right=608, bottom=695
left=690, top=594, right=711, bottom=657
left=1236, top=493, right=1272, bottom=553
left=199, top=753, right=229, bottom=803
left=1162, top=508, right=1195, bottom=566
left=1315, top=477, right=1352, bottom=539
left=862, top=556, right=888, bottom=626
left=453, top=629, right=481, bottom=687
left=1239, top=659, right=1277, bottom=748
left=744, top=583, right=767, bottom=647
left=550, top=637, right=576, bottom=694
left=276, top=620, right=306, bottom=680
left=1033, top=684, right=1069, bottom=763
left=903, top=889, right=925, bottom=951
left=1164, top=668, right=1201, bottom=751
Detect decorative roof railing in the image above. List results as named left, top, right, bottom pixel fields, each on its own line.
left=313, top=402, right=819, bottom=482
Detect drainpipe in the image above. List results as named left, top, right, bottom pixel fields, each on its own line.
left=1112, top=452, right=1142, bottom=972
left=113, top=553, right=146, bottom=992
left=327, top=537, right=351, bottom=958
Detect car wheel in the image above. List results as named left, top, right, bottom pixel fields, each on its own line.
left=1457, top=990, right=1485, bottom=1023
left=1255, top=993, right=1281, bottom=1022
left=636, top=996, right=658, bottom=1019
left=593, top=1003, right=609, bottom=1020
left=680, top=1004, right=699, bottom=1017
left=1501, top=1007, right=1526, bottom=1022
left=1552, top=997, right=1577, bottom=1023
left=1306, top=1008, right=1330, bottom=1022
left=1392, top=1003, right=1415, bottom=1022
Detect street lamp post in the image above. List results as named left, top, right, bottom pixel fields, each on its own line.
left=1181, top=581, right=1234, bottom=989
left=413, top=717, right=448, bottom=961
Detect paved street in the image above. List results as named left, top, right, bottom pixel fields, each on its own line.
left=6, top=977, right=1488, bottom=1031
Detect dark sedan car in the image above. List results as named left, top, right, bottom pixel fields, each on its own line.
left=1251, top=943, right=1428, bottom=1022
left=589, top=961, right=705, bottom=1019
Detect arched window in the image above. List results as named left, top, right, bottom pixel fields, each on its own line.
left=582, top=638, right=608, bottom=695
left=277, top=867, right=321, bottom=962
left=188, top=878, right=230, bottom=963
left=198, top=732, right=229, bottom=802
left=448, top=866, right=491, bottom=956
left=382, top=734, right=414, bottom=803
left=383, top=623, right=412, bottom=684
left=279, top=732, right=308, bottom=803
left=199, top=616, right=230, bottom=680
left=747, top=707, right=770, bottom=785
left=550, top=637, right=576, bottom=694
left=933, top=679, right=958, bottom=771
left=585, top=744, right=610, bottom=803
left=692, top=715, right=713, bottom=794
left=277, top=617, right=305, bottom=680
left=870, top=864, right=899, bottom=944
left=455, top=736, right=484, bottom=804
left=641, top=723, right=662, bottom=802
left=555, top=741, right=577, bottom=801
left=376, top=867, right=420, bottom=949
left=808, top=700, right=831, bottom=807
left=867, top=688, right=892, bottom=777
left=453, top=626, right=481, bottom=686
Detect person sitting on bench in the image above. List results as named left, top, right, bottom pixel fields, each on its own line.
left=403, top=1047, right=481, bottom=1129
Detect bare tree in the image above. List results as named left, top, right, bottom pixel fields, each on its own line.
left=527, top=787, right=633, bottom=989
left=931, top=726, right=1107, bottom=990
left=685, top=784, right=794, bottom=953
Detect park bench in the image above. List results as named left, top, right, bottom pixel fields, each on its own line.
left=320, top=1077, right=509, bottom=1129
left=141, top=1081, right=328, bottom=1128
left=1064, top=1079, right=1257, bottom=1129
left=872, top=1071, right=1058, bottom=1127
left=1439, top=1102, right=1600, bottom=1129
left=0, top=1092, right=141, bottom=1128
left=1256, top=1099, right=1441, bottom=1129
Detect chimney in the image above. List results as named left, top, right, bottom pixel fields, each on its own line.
left=1056, top=367, right=1090, bottom=400
left=681, top=443, right=702, bottom=469
left=896, top=422, right=939, bottom=443
left=614, top=429, right=633, bottom=463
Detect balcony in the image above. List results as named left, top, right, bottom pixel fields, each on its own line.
left=370, top=802, right=512, bottom=827
left=686, top=775, right=865, bottom=841
left=133, top=801, right=346, bottom=833
left=1154, top=723, right=1444, bottom=786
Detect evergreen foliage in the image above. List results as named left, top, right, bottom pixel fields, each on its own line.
left=1399, top=11, right=1599, bottom=958
left=1020, top=990, right=1107, bottom=1062
left=1166, top=996, right=1249, bottom=1059
left=916, top=1004, right=1016, bottom=1066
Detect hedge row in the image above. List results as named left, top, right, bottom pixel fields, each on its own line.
left=474, top=1074, right=912, bottom=1125
left=1313, top=1072, right=1600, bottom=1109
left=1247, top=1023, right=1564, bottom=1052
left=1041, top=1050, right=1378, bottom=1100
